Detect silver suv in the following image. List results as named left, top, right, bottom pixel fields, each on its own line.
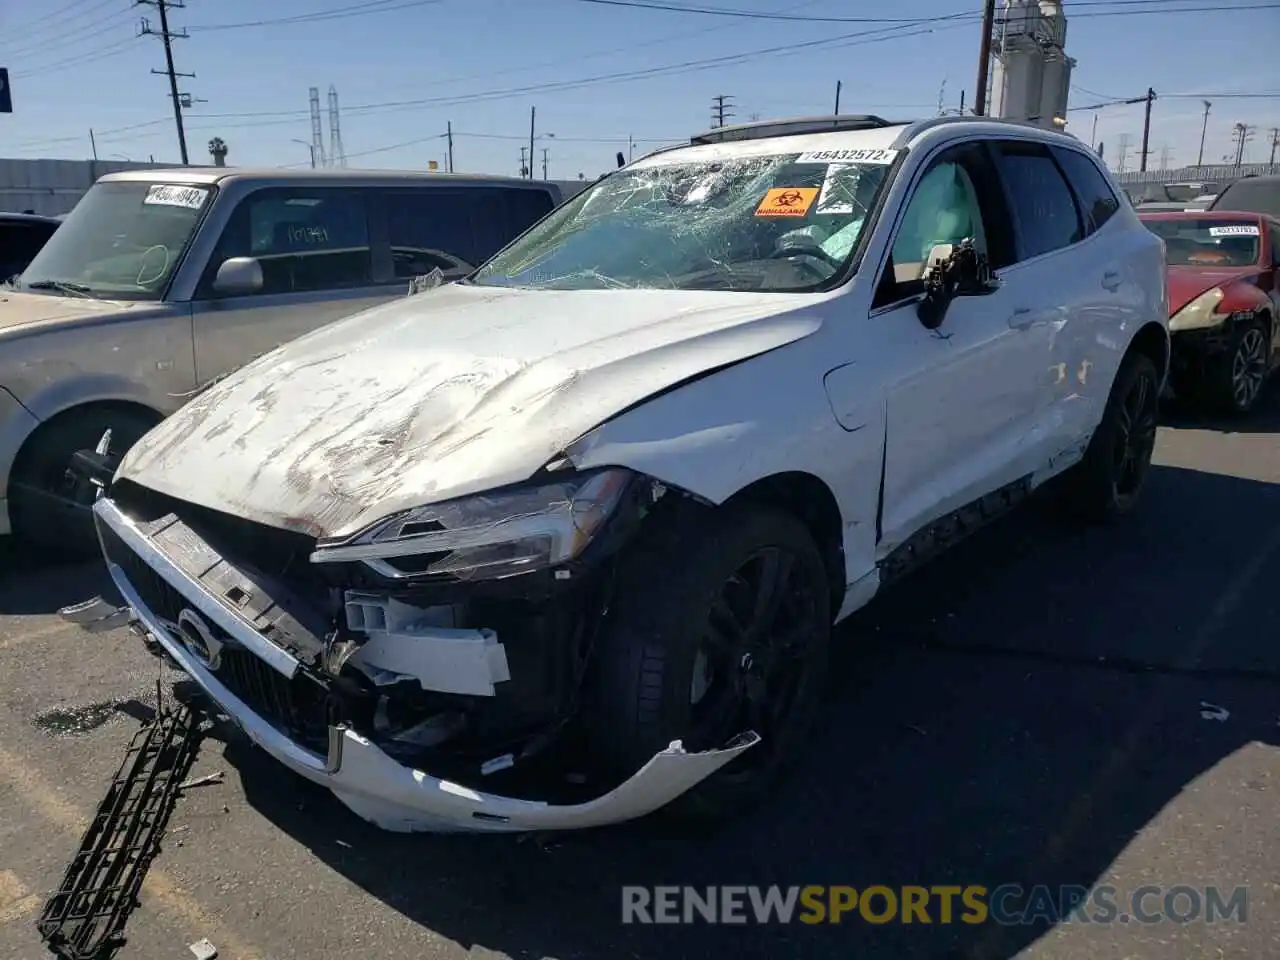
left=0, top=168, right=560, bottom=550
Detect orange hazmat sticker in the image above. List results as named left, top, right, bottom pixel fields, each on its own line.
left=755, top=187, right=818, bottom=217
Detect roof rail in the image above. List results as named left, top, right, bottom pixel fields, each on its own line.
left=892, top=115, right=1083, bottom=147
left=689, top=114, right=904, bottom=145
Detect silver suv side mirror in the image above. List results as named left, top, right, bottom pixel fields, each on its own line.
left=212, top=256, right=264, bottom=296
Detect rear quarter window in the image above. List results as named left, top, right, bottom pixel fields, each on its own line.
left=1050, top=147, right=1121, bottom=234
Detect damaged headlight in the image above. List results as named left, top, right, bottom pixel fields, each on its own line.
left=309, top=468, right=636, bottom=581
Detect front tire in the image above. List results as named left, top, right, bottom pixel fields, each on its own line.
left=9, top=407, right=156, bottom=556
left=1059, top=351, right=1160, bottom=522
left=1209, top=317, right=1269, bottom=415
left=583, top=502, right=832, bottom=821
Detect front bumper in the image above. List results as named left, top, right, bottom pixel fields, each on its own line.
left=77, top=496, right=758, bottom=833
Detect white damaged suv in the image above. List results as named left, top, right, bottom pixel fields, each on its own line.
left=67, top=115, right=1169, bottom=833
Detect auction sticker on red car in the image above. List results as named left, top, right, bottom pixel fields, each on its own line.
left=1208, top=224, right=1260, bottom=237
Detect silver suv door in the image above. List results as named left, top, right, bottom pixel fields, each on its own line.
left=865, top=140, right=1045, bottom=549
left=189, top=185, right=395, bottom=386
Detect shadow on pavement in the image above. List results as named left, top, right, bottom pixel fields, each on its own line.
left=0, top=537, right=115, bottom=615
left=1160, top=380, right=1280, bottom=435
left=199, top=464, right=1280, bottom=959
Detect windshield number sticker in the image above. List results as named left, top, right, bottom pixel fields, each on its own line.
left=144, top=184, right=208, bottom=209
left=756, top=187, right=819, bottom=218
left=795, top=148, right=897, bottom=165
left=1208, top=224, right=1259, bottom=237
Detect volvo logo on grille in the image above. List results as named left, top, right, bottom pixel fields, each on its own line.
left=177, top=608, right=225, bottom=670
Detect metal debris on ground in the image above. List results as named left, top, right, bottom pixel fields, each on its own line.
left=188, top=937, right=218, bottom=960
left=36, top=704, right=203, bottom=960
left=176, top=771, right=224, bottom=791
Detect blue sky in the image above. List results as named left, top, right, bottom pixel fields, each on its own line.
left=2, top=0, right=1278, bottom=177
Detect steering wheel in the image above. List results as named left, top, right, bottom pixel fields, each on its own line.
left=769, top=237, right=842, bottom=269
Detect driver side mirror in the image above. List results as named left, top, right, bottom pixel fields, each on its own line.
left=212, top=256, right=263, bottom=296
left=916, top=239, right=998, bottom=330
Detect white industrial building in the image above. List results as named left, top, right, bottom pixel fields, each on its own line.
left=990, top=0, right=1075, bottom=131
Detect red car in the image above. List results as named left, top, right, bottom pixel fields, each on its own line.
left=1139, top=210, right=1280, bottom=414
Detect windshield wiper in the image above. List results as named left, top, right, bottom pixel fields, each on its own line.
left=24, top=279, right=94, bottom=297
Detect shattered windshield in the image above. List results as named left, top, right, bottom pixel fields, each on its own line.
left=471, top=151, right=894, bottom=292
left=17, top=181, right=212, bottom=300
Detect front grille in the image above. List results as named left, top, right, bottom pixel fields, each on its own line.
left=98, top=514, right=334, bottom=748
left=99, top=522, right=186, bottom=624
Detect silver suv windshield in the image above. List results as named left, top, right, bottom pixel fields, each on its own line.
left=471, top=151, right=894, bottom=292
left=17, top=181, right=212, bottom=300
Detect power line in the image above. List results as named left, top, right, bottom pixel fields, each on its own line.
left=569, top=0, right=1273, bottom=21
left=3, top=0, right=109, bottom=34
left=3, top=1, right=132, bottom=57
left=12, top=117, right=172, bottom=151
left=182, top=17, right=960, bottom=130
left=10, top=37, right=141, bottom=79
left=185, top=0, right=442, bottom=31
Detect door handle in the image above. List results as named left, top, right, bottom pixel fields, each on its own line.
left=1008, top=307, right=1034, bottom=330
left=1101, top=270, right=1122, bottom=291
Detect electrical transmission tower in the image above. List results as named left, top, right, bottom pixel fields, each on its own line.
left=327, top=85, right=346, bottom=167
left=137, top=0, right=194, bottom=164
left=711, top=95, right=735, bottom=128
left=1157, top=145, right=1172, bottom=170
left=1231, top=123, right=1254, bottom=166
left=1116, top=133, right=1132, bottom=173
left=308, top=87, right=328, bottom=168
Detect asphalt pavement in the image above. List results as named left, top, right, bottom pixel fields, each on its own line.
left=0, top=393, right=1277, bottom=960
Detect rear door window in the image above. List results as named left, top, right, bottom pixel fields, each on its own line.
left=209, top=187, right=373, bottom=296
left=385, top=186, right=556, bottom=280
left=1050, top=147, right=1121, bottom=235
left=992, top=141, right=1084, bottom=260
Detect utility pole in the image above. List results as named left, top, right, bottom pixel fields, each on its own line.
left=973, top=0, right=996, bottom=116
left=1197, top=100, right=1211, bottom=167
left=527, top=106, right=536, bottom=179
left=1231, top=123, right=1254, bottom=166
left=711, top=95, right=734, bottom=128
left=89, top=129, right=98, bottom=160
left=138, top=0, right=193, bottom=165
left=446, top=121, right=454, bottom=173
left=1090, top=112, right=1098, bottom=151
left=1270, top=127, right=1279, bottom=166
left=1117, top=133, right=1132, bottom=173
left=833, top=80, right=841, bottom=115
left=518, top=147, right=528, bottom=178
left=541, top=147, right=549, bottom=180
left=1138, top=87, right=1155, bottom=173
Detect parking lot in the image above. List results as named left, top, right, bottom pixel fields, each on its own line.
left=0, top=396, right=1277, bottom=960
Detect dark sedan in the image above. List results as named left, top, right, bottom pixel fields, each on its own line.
left=0, top=212, right=62, bottom=283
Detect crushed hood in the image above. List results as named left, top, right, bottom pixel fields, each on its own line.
left=1167, top=265, right=1262, bottom=315
left=0, top=289, right=132, bottom=335
left=118, top=282, right=822, bottom=538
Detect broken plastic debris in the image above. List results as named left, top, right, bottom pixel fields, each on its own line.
left=189, top=938, right=218, bottom=960
left=407, top=267, right=445, bottom=295
left=1199, top=701, right=1229, bottom=722
left=177, top=771, right=224, bottom=791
